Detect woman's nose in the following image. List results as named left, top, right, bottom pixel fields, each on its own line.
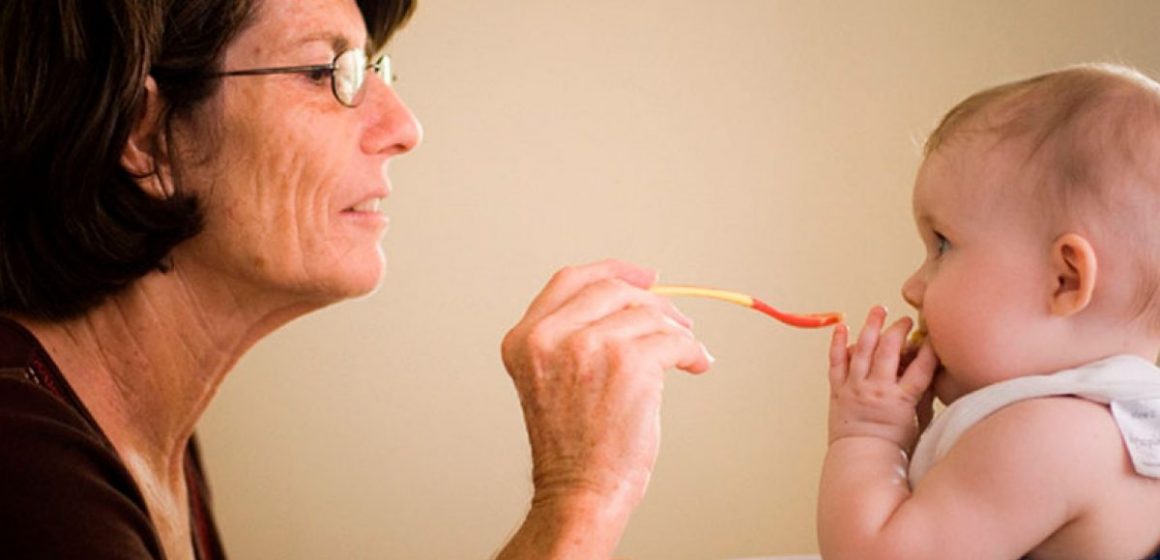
left=360, top=81, right=422, bottom=157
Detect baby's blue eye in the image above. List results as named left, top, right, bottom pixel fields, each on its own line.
left=935, top=232, right=950, bottom=256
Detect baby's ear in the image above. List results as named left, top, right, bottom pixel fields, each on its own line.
left=120, top=76, right=173, bottom=198
left=1049, top=233, right=1097, bottom=316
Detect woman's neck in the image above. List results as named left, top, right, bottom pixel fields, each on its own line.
left=18, top=263, right=320, bottom=484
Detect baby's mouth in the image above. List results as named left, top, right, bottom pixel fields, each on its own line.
left=911, top=321, right=947, bottom=376
left=898, top=319, right=930, bottom=374
left=907, top=318, right=928, bottom=349
left=901, top=320, right=926, bottom=361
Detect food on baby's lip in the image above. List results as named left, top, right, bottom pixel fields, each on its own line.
left=907, top=326, right=927, bottom=349
left=900, top=320, right=926, bottom=370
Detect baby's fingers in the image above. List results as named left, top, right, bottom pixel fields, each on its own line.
left=828, top=324, right=850, bottom=386
left=849, top=306, right=887, bottom=379
left=868, top=316, right=913, bottom=381
left=899, top=341, right=938, bottom=398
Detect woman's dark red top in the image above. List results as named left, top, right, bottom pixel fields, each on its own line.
left=0, top=317, right=225, bottom=559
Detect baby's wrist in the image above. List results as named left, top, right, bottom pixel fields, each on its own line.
left=827, top=433, right=913, bottom=462
left=827, top=421, right=916, bottom=450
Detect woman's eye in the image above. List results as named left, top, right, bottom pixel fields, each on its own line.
left=305, top=67, right=332, bottom=83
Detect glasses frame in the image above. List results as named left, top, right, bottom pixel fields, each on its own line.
left=214, top=49, right=392, bottom=108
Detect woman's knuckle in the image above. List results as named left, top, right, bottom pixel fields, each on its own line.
left=592, top=277, right=623, bottom=294
left=562, top=330, right=600, bottom=358
left=523, top=324, right=555, bottom=355
left=606, top=342, right=639, bottom=370
left=545, top=267, right=575, bottom=292
left=500, top=330, right=518, bottom=363
left=501, top=324, right=523, bottom=349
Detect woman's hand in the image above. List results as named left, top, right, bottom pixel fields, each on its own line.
left=497, top=259, right=713, bottom=559
left=827, top=306, right=937, bottom=451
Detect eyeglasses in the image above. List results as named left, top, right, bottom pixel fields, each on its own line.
left=214, top=49, right=393, bottom=108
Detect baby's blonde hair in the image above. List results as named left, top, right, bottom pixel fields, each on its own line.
left=925, top=63, right=1160, bottom=328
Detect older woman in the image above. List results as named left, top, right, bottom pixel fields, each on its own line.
left=0, top=0, right=711, bottom=558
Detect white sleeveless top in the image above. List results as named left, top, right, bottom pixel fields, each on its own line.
left=909, top=354, right=1160, bottom=487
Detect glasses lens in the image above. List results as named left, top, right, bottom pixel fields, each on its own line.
left=370, top=54, right=394, bottom=85
left=332, top=49, right=367, bottom=107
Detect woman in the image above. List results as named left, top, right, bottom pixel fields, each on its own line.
left=0, top=0, right=713, bottom=558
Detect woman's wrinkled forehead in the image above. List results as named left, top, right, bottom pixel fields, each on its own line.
left=228, top=0, right=368, bottom=62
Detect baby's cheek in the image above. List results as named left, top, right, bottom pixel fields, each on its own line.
left=923, top=323, right=975, bottom=389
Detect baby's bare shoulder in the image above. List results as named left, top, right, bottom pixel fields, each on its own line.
left=931, top=396, right=1128, bottom=506
left=955, top=396, right=1160, bottom=558
left=961, top=396, right=1127, bottom=478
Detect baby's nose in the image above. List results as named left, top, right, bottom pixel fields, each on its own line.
left=901, top=271, right=924, bottom=309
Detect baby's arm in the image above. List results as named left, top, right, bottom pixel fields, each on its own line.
left=818, top=306, right=935, bottom=558
left=818, top=307, right=1106, bottom=559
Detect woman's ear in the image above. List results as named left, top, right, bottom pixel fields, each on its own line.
left=120, top=76, right=174, bottom=198
left=1049, top=233, right=1098, bottom=316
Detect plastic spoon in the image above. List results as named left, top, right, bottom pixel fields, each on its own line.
left=650, top=285, right=844, bottom=328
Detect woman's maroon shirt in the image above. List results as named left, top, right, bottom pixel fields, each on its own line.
left=0, top=317, right=225, bottom=559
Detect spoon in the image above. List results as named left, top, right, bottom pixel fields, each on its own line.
left=650, top=285, right=844, bottom=328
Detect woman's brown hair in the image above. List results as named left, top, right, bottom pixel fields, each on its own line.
left=0, top=0, right=415, bottom=319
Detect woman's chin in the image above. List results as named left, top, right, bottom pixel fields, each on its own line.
left=307, top=252, right=387, bottom=302
left=342, top=259, right=387, bottom=298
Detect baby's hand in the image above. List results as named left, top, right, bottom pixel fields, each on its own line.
left=827, top=306, right=937, bottom=450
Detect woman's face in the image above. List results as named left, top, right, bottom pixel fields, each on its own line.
left=172, top=0, right=421, bottom=309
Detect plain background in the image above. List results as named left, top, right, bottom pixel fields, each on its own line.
left=199, top=1, right=1160, bottom=558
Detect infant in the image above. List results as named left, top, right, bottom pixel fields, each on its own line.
left=819, top=64, right=1160, bottom=560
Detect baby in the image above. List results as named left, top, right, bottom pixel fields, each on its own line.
left=819, top=63, right=1160, bottom=560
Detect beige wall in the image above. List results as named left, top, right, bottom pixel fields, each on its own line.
left=199, top=1, right=1160, bottom=558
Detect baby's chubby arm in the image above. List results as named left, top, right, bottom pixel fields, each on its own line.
left=818, top=307, right=1082, bottom=559
left=818, top=306, right=935, bottom=558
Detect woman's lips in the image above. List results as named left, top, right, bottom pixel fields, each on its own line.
left=346, top=198, right=382, bottom=213
left=340, top=196, right=389, bottom=234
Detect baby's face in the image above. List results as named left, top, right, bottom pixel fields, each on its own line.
left=901, top=136, right=1058, bottom=404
